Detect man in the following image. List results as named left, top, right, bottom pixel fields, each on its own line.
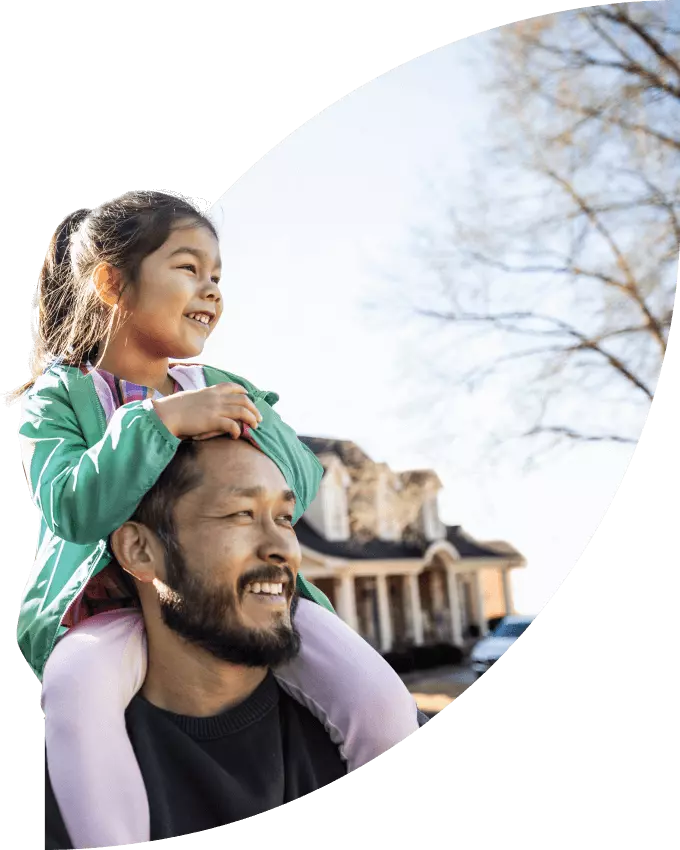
left=45, top=436, right=349, bottom=846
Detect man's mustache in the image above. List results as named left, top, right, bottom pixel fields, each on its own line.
left=237, top=564, right=295, bottom=598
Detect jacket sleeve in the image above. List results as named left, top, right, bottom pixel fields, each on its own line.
left=201, top=364, right=280, bottom=406
left=19, top=376, right=181, bottom=546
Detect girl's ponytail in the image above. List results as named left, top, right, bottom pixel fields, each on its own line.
left=44, top=209, right=91, bottom=285
left=8, top=210, right=91, bottom=400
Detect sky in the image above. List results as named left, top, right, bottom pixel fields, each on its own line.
left=203, top=38, right=641, bottom=615
left=0, top=31, right=642, bottom=618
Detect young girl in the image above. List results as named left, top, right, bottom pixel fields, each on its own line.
left=16, top=191, right=420, bottom=849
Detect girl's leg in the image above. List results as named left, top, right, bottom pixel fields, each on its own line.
left=274, top=598, right=419, bottom=770
left=42, top=608, right=149, bottom=849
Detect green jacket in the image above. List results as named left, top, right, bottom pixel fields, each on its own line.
left=18, top=363, right=332, bottom=681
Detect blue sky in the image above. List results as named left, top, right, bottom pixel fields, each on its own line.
left=206, top=38, right=639, bottom=614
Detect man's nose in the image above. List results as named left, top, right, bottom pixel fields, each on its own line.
left=256, top=525, right=299, bottom=571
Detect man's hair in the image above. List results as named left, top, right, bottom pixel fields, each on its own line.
left=113, top=440, right=204, bottom=597
left=131, top=440, right=204, bottom=545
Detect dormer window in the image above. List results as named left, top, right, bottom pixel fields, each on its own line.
left=324, top=474, right=350, bottom=541
left=376, top=468, right=400, bottom=541
left=421, top=495, right=445, bottom=541
left=302, top=456, right=350, bottom=541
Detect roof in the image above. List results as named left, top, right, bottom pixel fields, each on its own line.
left=295, top=518, right=424, bottom=560
left=444, top=526, right=513, bottom=559
left=295, top=518, right=511, bottom=562
left=477, top=540, right=519, bottom=556
left=298, top=436, right=371, bottom=469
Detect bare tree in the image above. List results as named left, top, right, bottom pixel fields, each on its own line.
left=392, top=3, right=678, bottom=454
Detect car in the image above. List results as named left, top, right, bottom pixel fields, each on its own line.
left=469, top=614, right=534, bottom=677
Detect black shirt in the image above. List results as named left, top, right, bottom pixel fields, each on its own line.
left=46, top=672, right=346, bottom=848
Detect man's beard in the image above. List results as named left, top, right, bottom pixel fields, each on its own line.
left=156, top=540, right=301, bottom=668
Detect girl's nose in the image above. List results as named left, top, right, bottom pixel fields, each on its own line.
left=201, top=279, right=222, bottom=303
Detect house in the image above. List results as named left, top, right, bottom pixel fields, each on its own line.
left=297, top=436, right=526, bottom=653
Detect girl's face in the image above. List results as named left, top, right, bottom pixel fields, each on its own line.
left=119, top=223, right=223, bottom=360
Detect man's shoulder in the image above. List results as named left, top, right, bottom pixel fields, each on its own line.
left=275, top=683, right=347, bottom=775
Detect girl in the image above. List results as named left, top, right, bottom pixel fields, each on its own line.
left=16, top=191, right=420, bottom=849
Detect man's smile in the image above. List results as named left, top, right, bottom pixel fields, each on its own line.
left=239, top=567, right=294, bottom=610
left=243, top=580, right=287, bottom=604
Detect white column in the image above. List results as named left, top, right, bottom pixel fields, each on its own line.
left=375, top=573, right=394, bottom=653
left=472, top=570, right=488, bottom=637
left=335, top=573, right=359, bottom=633
left=406, top=573, right=425, bottom=646
left=501, top=569, right=514, bottom=615
left=445, top=566, right=464, bottom=646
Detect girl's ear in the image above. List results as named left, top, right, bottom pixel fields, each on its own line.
left=110, top=522, right=161, bottom=585
left=92, top=262, right=124, bottom=307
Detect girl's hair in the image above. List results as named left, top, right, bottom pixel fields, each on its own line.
left=10, top=190, right=218, bottom=400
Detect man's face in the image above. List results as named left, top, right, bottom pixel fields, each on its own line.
left=152, top=438, right=303, bottom=667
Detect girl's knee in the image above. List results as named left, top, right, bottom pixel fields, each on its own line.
left=42, top=609, right=146, bottom=707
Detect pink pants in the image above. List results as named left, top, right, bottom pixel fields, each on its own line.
left=43, top=599, right=419, bottom=848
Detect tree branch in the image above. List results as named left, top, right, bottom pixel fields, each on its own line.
left=524, top=424, right=638, bottom=444
left=464, top=251, right=633, bottom=294
left=415, top=307, right=582, bottom=338
left=538, top=90, right=680, bottom=153
left=545, top=168, right=669, bottom=355
left=570, top=338, right=654, bottom=400
left=415, top=307, right=656, bottom=400
left=584, top=10, right=680, bottom=100
left=528, top=22, right=680, bottom=100
left=597, top=6, right=680, bottom=81
left=629, top=170, right=680, bottom=249
left=454, top=344, right=573, bottom=388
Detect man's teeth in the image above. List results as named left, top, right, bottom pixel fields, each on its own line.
left=247, top=582, right=284, bottom=595
left=186, top=312, right=211, bottom=325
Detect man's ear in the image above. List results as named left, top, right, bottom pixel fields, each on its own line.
left=110, top=522, right=162, bottom=584
left=92, top=262, right=124, bottom=308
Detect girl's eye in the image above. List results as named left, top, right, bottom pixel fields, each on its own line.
left=178, top=264, right=220, bottom=286
left=278, top=515, right=294, bottom=525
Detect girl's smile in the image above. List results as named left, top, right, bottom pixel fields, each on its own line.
left=184, top=311, right=215, bottom=327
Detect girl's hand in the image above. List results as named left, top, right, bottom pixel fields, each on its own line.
left=190, top=430, right=229, bottom=441
left=152, top=384, right=263, bottom=440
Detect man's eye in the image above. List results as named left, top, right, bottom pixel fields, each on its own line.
left=221, top=511, right=291, bottom=523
